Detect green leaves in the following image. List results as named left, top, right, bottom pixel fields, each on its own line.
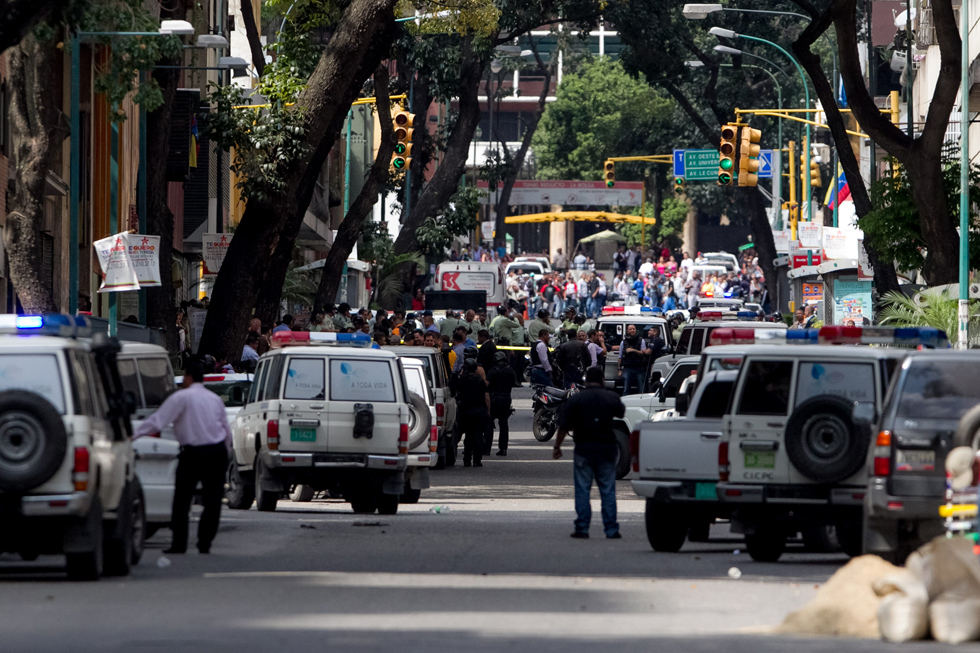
left=416, top=186, right=485, bottom=255
left=879, top=289, right=980, bottom=343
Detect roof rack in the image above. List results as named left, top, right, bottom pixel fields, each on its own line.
left=271, top=331, right=376, bottom=348
left=0, top=314, right=92, bottom=338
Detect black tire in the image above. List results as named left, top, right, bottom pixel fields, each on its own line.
left=130, top=479, right=146, bottom=565
left=955, top=404, right=980, bottom=450
left=863, top=518, right=915, bottom=565
left=745, top=526, right=786, bottom=562
left=688, top=521, right=712, bottom=543
left=644, top=500, right=687, bottom=552
left=784, top=396, right=867, bottom=484
left=226, top=458, right=255, bottom=510
left=290, top=484, right=315, bottom=502
left=103, top=482, right=136, bottom=577
left=401, top=485, right=422, bottom=504
left=350, top=489, right=378, bottom=514
left=377, top=491, right=400, bottom=515
left=614, top=429, right=631, bottom=480
left=532, top=409, right=556, bottom=442
left=406, top=392, right=433, bottom=450
left=835, top=515, right=863, bottom=557
left=801, top=524, right=840, bottom=553
left=0, top=391, right=69, bottom=492
left=254, top=457, right=279, bottom=512
left=445, top=427, right=458, bottom=467
left=66, top=498, right=103, bottom=581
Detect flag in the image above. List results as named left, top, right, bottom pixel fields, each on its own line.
left=189, top=115, right=199, bottom=168
left=838, top=76, right=848, bottom=108
left=826, top=165, right=851, bottom=210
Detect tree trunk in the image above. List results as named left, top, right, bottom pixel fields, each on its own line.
left=5, top=34, right=63, bottom=314
left=0, top=0, right=67, bottom=56
left=744, top=188, right=778, bottom=303
left=313, top=66, right=394, bottom=313
left=239, top=0, right=265, bottom=77
left=393, top=41, right=486, bottom=257
left=198, top=0, right=398, bottom=361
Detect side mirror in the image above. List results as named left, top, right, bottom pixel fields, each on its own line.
left=231, top=385, right=247, bottom=405
left=675, top=390, right=690, bottom=416
left=852, top=401, right=876, bottom=426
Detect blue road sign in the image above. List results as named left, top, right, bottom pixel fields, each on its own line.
left=758, top=150, right=773, bottom=179
left=673, top=150, right=685, bottom=178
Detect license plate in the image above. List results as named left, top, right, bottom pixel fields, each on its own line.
left=896, top=449, right=935, bottom=472
left=695, top=482, right=716, bottom=500
left=745, top=451, right=776, bottom=469
left=290, top=427, right=317, bottom=442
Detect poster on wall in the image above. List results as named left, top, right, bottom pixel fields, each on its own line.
left=833, top=277, right=873, bottom=325
left=802, top=282, right=824, bottom=304
left=202, top=233, right=232, bottom=277
left=94, top=233, right=161, bottom=292
left=773, top=230, right=791, bottom=254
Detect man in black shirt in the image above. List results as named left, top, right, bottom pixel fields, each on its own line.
left=456, top=358, right=490, bottom=467
left=554, top=328, right=591, bottom=389
left=487, top=352, right=518, bottom=456
left=619, top=324, right=651, bottom=396
left=553, top=366, right=625, bottom=539
left=476, top=329, right=497, bottom=371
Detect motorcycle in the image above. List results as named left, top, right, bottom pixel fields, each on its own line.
left=531, top=384, right=574, bottom=442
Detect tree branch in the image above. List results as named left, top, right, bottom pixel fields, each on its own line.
left=239, top=0, right=265, bottom=78
left=658, top=78, right=716, bottom=146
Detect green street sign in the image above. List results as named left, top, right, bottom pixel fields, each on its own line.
left=682, top=149, right=721, bottom=181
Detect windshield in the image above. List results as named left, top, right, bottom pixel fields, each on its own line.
left=206, top=381, right=253, bottom=407
left=600, top=322, right=667, bottom=348
left=897, top=360, right=980, bottom=419
left=0, top=354, right=66, bottom=414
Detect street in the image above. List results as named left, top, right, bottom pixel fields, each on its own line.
left=0, top=388, right=973, bottom=652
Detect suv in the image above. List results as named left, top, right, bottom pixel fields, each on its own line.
left=0, top=315, right=141, bottom=580
left=616, top=356, right=700, bottom=442
left=716, top=342, right=909, bottom=561
left=864, top=351, right=980, bottom=562
left=383, top=346, right=456, bottom=467
left=654, top=319, right=784, bottom=382
left=595, top=307, right=671, bottom=392
left=227, top=332, right=416, bottom=515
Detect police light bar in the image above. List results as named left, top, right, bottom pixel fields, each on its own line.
left=0, top=314, right=91, bottom=338
left=271, top=330, right=375, bottom=348
left=817, top=325, right=949, bottom=348
left=698, top=311, right=728, bottom=322
left=736, top=311, right=762, bottom=320
left=601, top=306, right=656, bottom=315
left=709, top=327, right=795, bottom=347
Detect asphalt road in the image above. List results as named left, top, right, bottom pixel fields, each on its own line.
left=0, top=387, right=974, bottom=652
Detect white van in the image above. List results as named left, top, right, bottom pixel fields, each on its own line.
left=434, top=261, right=506, bottom=308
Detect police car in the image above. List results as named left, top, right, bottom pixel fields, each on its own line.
left=0, top=315, right=142, bottom=580
left=227, top=331, right=426, bottom=515
left=595, top=306, right=672, bottom=392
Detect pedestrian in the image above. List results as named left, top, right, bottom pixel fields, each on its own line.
left=490, top=305, right=522, bottom=345
left=273, top=314, right=293, bottom=333
left=585, top=329, right=607, bottom=369
left=529, top=328, right=554, bottom=387
left=618, top=324, right=651, bottom=396
left=457, top=358, right=490, bottom=467
left=526, top=308, right=554, bottom=343
left=552, top=366, right=625, bottom=539
left=242, top=332, right=260, bottom=365
left=134, top=357, right=231, bottom=554
left=790, top=308, right=806, bottom=329
left=555, top=328, right=590, bottom=389
left=477, top=329, right=498, bottom=371
left=333, top=303, right=353, bottom=331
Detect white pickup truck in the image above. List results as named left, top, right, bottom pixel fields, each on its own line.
left=630, top=370, right=739, bottom=552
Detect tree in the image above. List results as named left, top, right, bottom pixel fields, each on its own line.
left=879, top=288, right=980, bottom=343
left=0, top=0, right=69, bottom=55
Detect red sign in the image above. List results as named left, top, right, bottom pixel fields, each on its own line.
left=442, top=272, right=461, bottom=291
left=792, top=253, right=822, bottom=269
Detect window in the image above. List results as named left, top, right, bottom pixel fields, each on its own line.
left=689, top=329, right=706, bottom=355
left=897, top=361, right=980, bottom=419
left=403, top=367, right=429, bottom=403
left=708, top=356, right=744, bottom=372
left=85, top=355, right=109, bottom=418
left=137, top=358, right=175, bottom=408
left=663, top=363, right=697, bottom=399
left=330, top=359, right=395, bottom=402
left=117, top=359, right=141, bottom=407
left=796, top=362, right=875, bottom=406
left=262, top=356, right=284, bottom=400
left=68, top=351, right=96, bottom=416
left=247, top=362, right=266, bottom=403
left=206, top=381, right=254, bottom=407
left=736, top=360, right=793, bottom=415
left=0, top=354, right=66, bottom=413
left=284, top=358, right=326, bottom=400
left=601, top=322, right=665, bottom=349
left=695, top=381, right=735, bottom=419
left=676, top=328, right=692, bottom=355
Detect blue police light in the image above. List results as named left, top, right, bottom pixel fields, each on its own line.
left=16, top=316, right=43, bottom=329
left=0, top=314, right=91, bottom=337
left=736, top=311, right=760, bottom=320
left=785, top=328, right=819, bottom=344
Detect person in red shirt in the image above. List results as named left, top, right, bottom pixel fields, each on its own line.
left=411, top=289, right=425, bottom=311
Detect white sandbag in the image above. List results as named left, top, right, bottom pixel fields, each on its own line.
left=929, top=595, right=980, bottom=644
left=875, top=572, right=930, bottom=642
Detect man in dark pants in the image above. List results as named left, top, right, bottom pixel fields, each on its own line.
left=618, top=324, right=651, bottom=396
left=135, top=358, right=232, bottom=554
left=553, top=366, right=625, bottom=539
left=456, top=358, right=490, bottom=467
left=554, top=328, right=591, bottom=389
left=487, top=352, right=517, bottom=456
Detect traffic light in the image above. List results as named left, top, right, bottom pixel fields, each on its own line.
left=808, top=157, right=822, bottom=188
left=604, top=159, right=616, bottom=188
left=391, top=108, right=415, bottom=171
left=718, top=124, right=738, bottom=185
left=674, top=177, right=685, bottom=193
left=737, top=127, right=761, bottom=187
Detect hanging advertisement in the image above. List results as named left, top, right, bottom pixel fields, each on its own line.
left=94, top=232, right=161, bottom=292
left=202, top=233, right=232, bottom=277
left=833, top=277, right=873, bottom=325
left=773, top=230, right=791, bottom=254
left=802, top=282, right=824, bottom=304
left=797, top=222, right=822, bottom=249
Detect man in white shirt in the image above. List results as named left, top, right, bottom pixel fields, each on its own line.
left=680, top=252, right=694, bottom=274
left=639, top=258, right=655, bottom=276
left=135, top=358, right=233, bottom=555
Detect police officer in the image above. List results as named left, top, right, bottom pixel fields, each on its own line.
left=554, top=328, right=591, bottom=389
left=456, top=358, right=490, bottom=467
left=487, top=351, right=517, bottom=456
left=553, top=366, right=625, bottom=539
left=529, top=329, right=553, bottom=387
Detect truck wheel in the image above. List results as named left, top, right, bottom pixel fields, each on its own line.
left=406, top=392, right=433, bottom=450
left=745, top=526, right=785, bottom=562
left=645, top=500, right=687, bottom=552
left=784, top=396, right=867, bottom=484
left=0, top=391, right=68, bottom=492
left=103, top=482, right=136, bottom=577
left=66, top=498, right=104, bottom=581
left=445, top=427, right=458, bottom=467
left=254, top=457, right=279, bottom=512
left=226, top=458, right=255, bottom=510
left=377, top=491, right=400, bottom=515
left=290, top=484, right=315, bottom=502
left=614, top=428, right=631, bottom=479
left=130, top=479, right=146, bottom=565
left=532, top=410, right=556, bottom=442
left=954, top=404, right=980, bottom=450
left=349, top=489, right=378, bottom=514
left=801, top=524, right=840, bottom=553
left=401, top=482, right=422, bottom=504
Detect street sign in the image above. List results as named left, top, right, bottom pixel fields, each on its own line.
left=673, top=148, right=774, bottom=180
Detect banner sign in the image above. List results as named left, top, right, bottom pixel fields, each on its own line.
left=773, top=230, right=791, bottom=254
left=94, top=232, right=161, bottom=292
left=833, top=277, right=872, bottom=325
left=476, top=180, right=643, bottom=206
left=797, top=222, right=822, bottom=249
left=802, top=282, right=824, bottom=303
left=202, top=233, right=232, bottom=277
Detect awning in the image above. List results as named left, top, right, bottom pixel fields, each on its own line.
left=504, top=211, right=656, bottom=225
left=579, top=229, right=627, bottom=244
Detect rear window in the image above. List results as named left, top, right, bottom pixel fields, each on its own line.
left=137, top=358, right=175, bottom=407
left=601, top=322, right=666, bottom=348
left=695, top=380, right=734, bottom=418
left=285, top=358, right=326, bottom=400
left=737, top=360, right=793, bottom=415
left=329, top=359, right=396, bottom=402
left=404, top=367, right=429, bottom=403
left=663, top=363, right=698, bottom=398
left=796, top=362, right=875, bottom=405
left=708, top=356, right=744, bottom=372
left=206, top=381, right=253, bottom=407
left=897, top=361, right=980, bottom=419
left=0, top=354, right=66, bottom=413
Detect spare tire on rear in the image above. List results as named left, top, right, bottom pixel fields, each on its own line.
left=784, top=395, right=868, bottom=484
left=954, top=404, right=980, bottom=450
left=406, top=392, right=432, bottom=450
left=0, top=390, right=68, bottom=492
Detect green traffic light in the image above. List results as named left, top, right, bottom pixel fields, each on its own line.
left=606, top=180, right=615, bottom=188
left=395, top=143, right=407, bottom=155
left=720, top=158, right=733, bottom=170
left=718, top=173, right=731, bottom=184
left=393, top=158, right=406, bottom=169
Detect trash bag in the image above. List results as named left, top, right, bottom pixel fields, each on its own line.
left=874, top=573, right=929, bottom=642
left=930, top=593, right=980, bottom=644
left=914, top=536, right=980, bottom=644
